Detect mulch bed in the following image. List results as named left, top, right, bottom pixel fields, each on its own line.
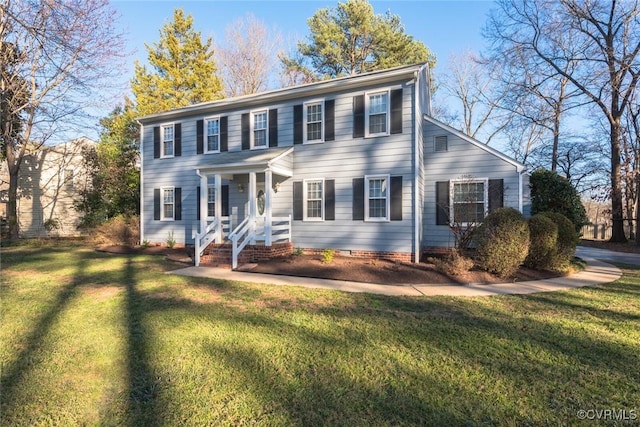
left=248, top=254, right=559, bottom=286
left=96, top=245, right=561, bottom=286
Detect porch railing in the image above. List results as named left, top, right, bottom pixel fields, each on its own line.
left=194, top=216, right=231, bottom=266
left=229, top=217, right=253, bottom=270
left=227, top=215, right=292, bottom=269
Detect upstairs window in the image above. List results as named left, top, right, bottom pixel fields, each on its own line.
left=206, top=118, right=220, bottom=153
left=162, top=124, right=174, bottom=157
left=305, top=102, right=323, bottom=143
left=435, top=135, right=448, bottom=152
left=366, top=91, right=389, bottom=136
left=252, top=110, right=267, bottom=148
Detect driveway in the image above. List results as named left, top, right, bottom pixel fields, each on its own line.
left=576, top=246, right=640, bottom=266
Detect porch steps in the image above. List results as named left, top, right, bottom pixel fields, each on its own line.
left=200, top=243, right=234, bottom=268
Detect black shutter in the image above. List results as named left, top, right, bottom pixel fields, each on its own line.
left=154, top=188, right=161, bottom=220
left=352, top=178, right=365, bottom=220
left=353, top=95, right=365, bottom=138
left=220, top=116, right=228, bottom=152
left=293, top=104, right=303, bottom=145
left=293, top=181, right=303, bottom=220
left=174, top=123, right=182, bottom=156
left=222, top=184, right=229, bottom=216
left=175, top=187, right=182, bottom=220
left=390, top=88, right=403, bottom=134
left=325, top=179, right=335, bottom=221
left=390, top=176, right=402, bottom=221
left=153, top=127, right=160, bottom=159
left=436, top=181, right=450, bottom=225
left=241, top=113, right=250, bottom=150
left=196, top=120, right=204, bottom=154
left=196, top=186, right=201, bottom=221
left=325, top=99, right=335, bottom=141
left=269, top=109, right=278, bottom=147
left=488, top=179, right=504, bottom=212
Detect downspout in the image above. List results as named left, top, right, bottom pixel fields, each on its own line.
left=137, top=120, right=144, bottom=244
left=518, top=166, right=526, bottom=214
left=413, top=66, right=425, bottom=263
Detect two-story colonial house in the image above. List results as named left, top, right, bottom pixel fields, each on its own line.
left=137, top=63, right=529, bottom=268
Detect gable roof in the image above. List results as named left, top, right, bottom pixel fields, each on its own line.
left=137, top=63, right=428, bottom=124
left=423, top=115, right=526, bottom=173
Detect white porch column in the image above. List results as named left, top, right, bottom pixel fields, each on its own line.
left=215, top=174, right=222, bottom=241
left=265, top=169, right=273, bottom=246
left=199, top=171, right=207, bottom=234
left=249, top=171, right=256, bottom=244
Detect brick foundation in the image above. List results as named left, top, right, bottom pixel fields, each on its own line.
left=200, top=242, right=293, bottom=268
left=298, top=248, right=413, bottom=263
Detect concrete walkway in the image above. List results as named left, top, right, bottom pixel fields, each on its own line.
left=169, top=246, right=627, bottom=297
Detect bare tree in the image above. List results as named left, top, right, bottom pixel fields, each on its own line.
left=440, top=51, right=513, bottom=145
left=0, top=0, right=126, bottom=239
left=485, top=0, right=640, bottom=242
left=216, top=14, right=282, bottom=97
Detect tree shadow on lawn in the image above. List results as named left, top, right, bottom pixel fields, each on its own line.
left=3, top=248, right=639, bottom=425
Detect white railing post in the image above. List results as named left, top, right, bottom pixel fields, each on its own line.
left=265, top=169, right=272, bottom=246
left=215, top=174, right=222, bottom=242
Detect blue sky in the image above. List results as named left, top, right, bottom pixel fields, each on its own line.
left=112, top=0, right=495, bottom=84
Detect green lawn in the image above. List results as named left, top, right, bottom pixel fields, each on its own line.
left=1, top=242, right=639, bottom=426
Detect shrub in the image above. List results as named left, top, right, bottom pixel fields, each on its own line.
left=431, top=251, right=475, bottom=277
left=90, top=215, right=140, bottom=247
left=525, top=214, right=558, bottom=270
left=541, top=211, right=578, bottom=268
left=322, top=249, right=335, bottom=264
left=166, top=231, right=176, bottom=249
left=530, top=169, right=588, bottom=232
left=473, top=207, right=530, bottom=279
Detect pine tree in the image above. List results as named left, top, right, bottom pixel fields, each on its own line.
left=287, top=0, right=435, bottom=80
left=132, top=8, right=224, bottom=116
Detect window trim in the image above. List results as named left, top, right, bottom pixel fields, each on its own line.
left=303, top=100, right=324, bottom=144
left=161, top=186, right=175, bottom=221
left=251, top=109, right=268, bottom=150
left=206, top=184, right=216, bottom=220
left=204, top=116, right=221, bottom=154
left=365, top=174, right=390, bottom=222
left=303, top=178, right=325, bottom=221
left=365, top=90, right=390, bottom=138
left=449, top=177, right=489, bottom=226
left=160, top=123, right=175, bottom=158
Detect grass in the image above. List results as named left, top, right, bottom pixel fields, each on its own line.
left=1, top=241, right=639, bottom=426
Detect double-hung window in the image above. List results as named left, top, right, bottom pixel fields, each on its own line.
left=162, top=187, right=175, bottom=220
left=451, top=179, right=488, bottom=224
left=162, top=124, right=174, bottom=157
left=304, top=179, right=324, bottom=220
left=365, top=175, right=390, bottom=221
left=366, top=91, right=389, bottom=136
left=252, top=110, right=267, bottom=148
left=304, top=101, right=323, bottom=143
left=206, top=118, right=220, bottom=153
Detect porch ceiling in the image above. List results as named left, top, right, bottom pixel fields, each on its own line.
left=195, top=147, right=293, bottom=177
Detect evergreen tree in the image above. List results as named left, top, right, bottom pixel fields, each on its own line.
left=76, top=100, right=140, bottom=227
left=132, top=8, right=224, bottom=116
left=530, top=169, right=588, bottom=232
left=286, top=0, right=435, bottom=80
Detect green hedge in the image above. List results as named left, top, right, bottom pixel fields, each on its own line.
left=473, top=208, right=530, bottom=279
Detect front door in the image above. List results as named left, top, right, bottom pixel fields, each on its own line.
left=256, top=183, right=266, bottom=217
